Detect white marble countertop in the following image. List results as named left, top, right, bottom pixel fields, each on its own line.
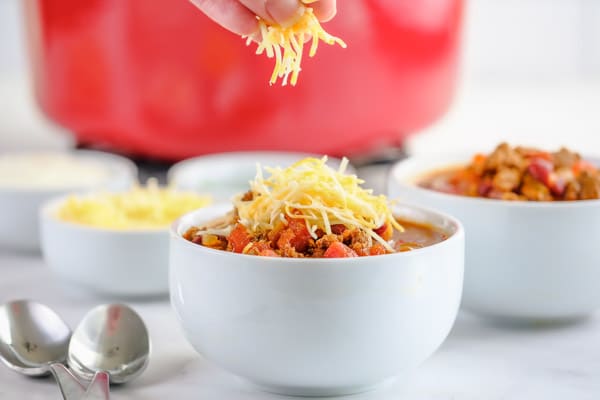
left=1, top=250, right=600, bottom=400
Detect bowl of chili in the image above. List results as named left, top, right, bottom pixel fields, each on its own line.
left=389, top=143, right=600, bottom=321
left=169, top=157, right=464, bottom=396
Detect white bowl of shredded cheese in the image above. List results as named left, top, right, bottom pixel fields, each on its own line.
left=0, top=150, right=137, bottom=252
left=40, top=183, right=211, bottom=297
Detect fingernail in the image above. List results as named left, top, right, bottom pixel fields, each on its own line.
left=265, top=0, right=304, bottom=27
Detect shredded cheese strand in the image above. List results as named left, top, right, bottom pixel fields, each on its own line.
left=245, top=2, right=347, bottom=86
left=233, top=157, right=403, bottom=252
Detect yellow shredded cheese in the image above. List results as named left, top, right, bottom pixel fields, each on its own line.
left=56, top=180, right=212, bottom=230
left=245, top=1, right=347, bottom=86
left=233, top=157, right=403, bottom=251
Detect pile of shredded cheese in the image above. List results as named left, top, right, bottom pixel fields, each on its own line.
left=233, top=157, right=403, bottom=251
left=57, top=180, right=211, bottom=230
left=246, top=0, right=347, bottom=86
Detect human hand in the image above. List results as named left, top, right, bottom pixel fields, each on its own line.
left=189, top=0, right=337, bottom=37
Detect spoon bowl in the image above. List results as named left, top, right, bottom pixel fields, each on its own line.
left=68, top=304, right=150, bottom=384
left=0, top=300, right=71, bottom=376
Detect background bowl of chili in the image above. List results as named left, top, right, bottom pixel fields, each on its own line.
left=389, top=151, right=600, bottom=321
left=169, top=203, right=464, bottom=396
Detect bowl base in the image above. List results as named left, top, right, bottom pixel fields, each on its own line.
left=245, top=376, right=397, bottom=397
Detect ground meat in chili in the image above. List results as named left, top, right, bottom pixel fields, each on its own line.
left=419, top=143, right=600, bottom=201
left=184, top=217, right=447, bottom=258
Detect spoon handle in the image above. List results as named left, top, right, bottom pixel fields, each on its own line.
left=50, top=364, right=110, bottom=400
left=83, top=372, right=110, bottom=400
left=50, top=364, right=86, bottom=400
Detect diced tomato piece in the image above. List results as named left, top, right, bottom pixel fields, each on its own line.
left=374, top=223, right=393, bottom=241
left=277, top=217, right=312, bottom=252
left=374, top=223, right=387, bottom=236
left=228, top=223, right=252, bottom=253
left=528, top=157, right=566, bottom=195
left=369, top=244, right=388, bottom=256
left=324, top=242, right=358, bottom=258
left=528, top=158, right=553, bottom=184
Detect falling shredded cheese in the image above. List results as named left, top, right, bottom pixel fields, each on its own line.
left=244, top=1, right=347, bottom=86
left=233, top=157, right=403, bottom=251
left=57, top=179, right=212, bottom=230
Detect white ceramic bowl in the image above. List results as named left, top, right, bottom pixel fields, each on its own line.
left=0, top=150, right=136, bottom=252
left=389, top=153, right=600, bottom=320
left=40, top=196, right=169, bottom=297
left=170, top=204, right=464, bottom=396
left=168, top=151, right=353, bottom=201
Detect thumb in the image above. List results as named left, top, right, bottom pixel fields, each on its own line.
left=265, top=0, right=304, bottom=27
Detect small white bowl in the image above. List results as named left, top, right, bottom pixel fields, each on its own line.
left=168, top=152, right=353, bottom=200
left=389, top=153, right=600, bottom=320
left=0, top=150, right=136, bottom=252
left=40, top=196, right=169, bottom=297
left=170, top=204, right=464, bottom=396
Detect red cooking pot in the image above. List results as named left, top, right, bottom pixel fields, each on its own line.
left=24, top=0, right=463, bottom=161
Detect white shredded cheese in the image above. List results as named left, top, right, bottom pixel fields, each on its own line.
left=244, top=1, right=347, bottom=86
left=57, top=179, right=212, bottom=229
left=233, top=157, right=403, bottom=251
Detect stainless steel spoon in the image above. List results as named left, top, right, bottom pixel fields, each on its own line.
left=68, top=303, right=150, bottom=385
left=0, top=301, right=150, bottom=399
left=0, top=300, right=109, bottom=399
left=0, top=300, right=71, bottom=376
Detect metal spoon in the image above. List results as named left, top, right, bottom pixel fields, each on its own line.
left=67, top=303, right=150, bottom=385
left=0, top=301, right=150, bottom=399
left=0, top=300, right=71, bottom=376
left=0, top=301, right=88, bottom=399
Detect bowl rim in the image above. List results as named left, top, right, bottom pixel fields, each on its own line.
left=389, top=152, right=600, bottom=209
left=40, top=193, right=174, bottom=235
left=170, top=202, right=465, bottom=265
left=0, top=149, right=138, bottom=194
